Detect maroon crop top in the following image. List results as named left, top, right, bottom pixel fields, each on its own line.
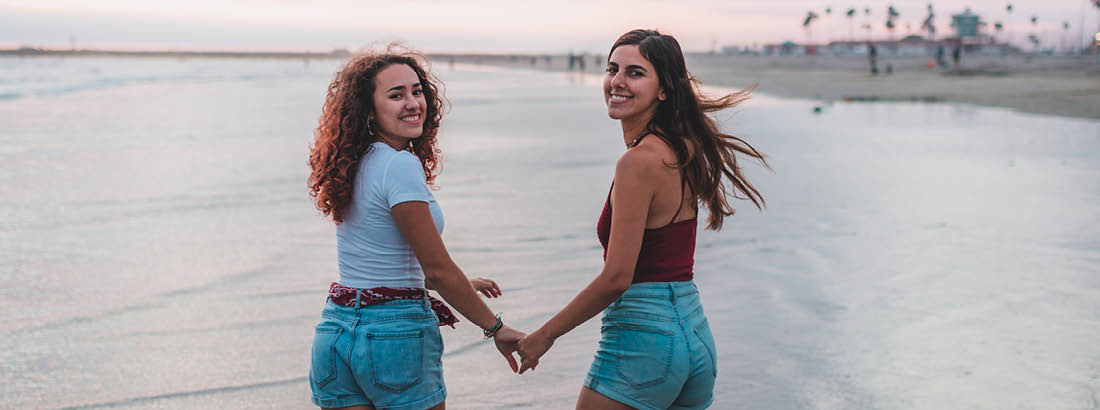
left=596, top=180, right=697, bottom=283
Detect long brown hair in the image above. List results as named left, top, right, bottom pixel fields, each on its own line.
left=610, top=29, right=768, bottom=230
left=308, top=47, right=445, bottom=223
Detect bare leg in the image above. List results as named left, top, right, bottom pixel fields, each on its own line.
left=576, top=386, right=635, bottom=410
left=427, top=401, right=445, bottom=410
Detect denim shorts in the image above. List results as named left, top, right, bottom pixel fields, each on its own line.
left=309, top=296, right=446, bottom=410
left=585, top=281, right=717, bottom=410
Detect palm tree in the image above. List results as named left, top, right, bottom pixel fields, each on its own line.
left=864, top=7, right=873, bottom=41
left=846, top=7, right=858, bottom=41
left=803, top=10, right=820, bottom=46
left=886, top=5, right=900, bottom=41
left=921, top=4, right=936, bottom=41
left=992, top=21, right=1006, bottom=56
left=1030, top=15, right=1040, bottom=52
left=1061, top=21, right=1071, bottom=54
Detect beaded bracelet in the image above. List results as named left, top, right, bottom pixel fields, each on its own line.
left=483, top=313, right=503, bottom=339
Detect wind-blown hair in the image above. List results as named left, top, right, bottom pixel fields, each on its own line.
left=308, top=46, right=445, bottom=223
left=610, top=29, right=768, bottom=230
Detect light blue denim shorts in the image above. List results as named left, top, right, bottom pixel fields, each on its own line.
left=309, top=296, right=446, bottom=409
left=585, top=281, right=717, bottom=410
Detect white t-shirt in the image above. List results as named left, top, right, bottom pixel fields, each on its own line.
left=336, top=142, right=444, bottom=289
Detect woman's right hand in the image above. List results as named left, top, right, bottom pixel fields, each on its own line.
left=470, top=277, right=502, bottom=298
left=492, top=324, right=527, bottom=373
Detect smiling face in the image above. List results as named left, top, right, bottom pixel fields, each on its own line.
left=371, top=63, right=427, bottom=148
left=604, top=44, right=665, bottom=123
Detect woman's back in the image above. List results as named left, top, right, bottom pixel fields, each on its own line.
left=597, top=134, right=697, bottom=283
left=336, top=141, right=444, bottom=289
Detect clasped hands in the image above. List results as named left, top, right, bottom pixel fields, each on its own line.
left=470, top=278, right=551, bottom=375
left=492, top=325, right=552, bottom=375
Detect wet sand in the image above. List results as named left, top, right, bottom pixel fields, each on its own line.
left=3, top=56, right=1098, bottom=410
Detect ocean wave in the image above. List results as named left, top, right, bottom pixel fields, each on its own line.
left=0, top=70, right=319, bottom=100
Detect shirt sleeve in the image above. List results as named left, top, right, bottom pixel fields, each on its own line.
left=382, top=152, right=432, bottom=208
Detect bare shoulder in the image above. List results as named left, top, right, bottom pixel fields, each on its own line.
left=615, top=139, right=665, bottom=179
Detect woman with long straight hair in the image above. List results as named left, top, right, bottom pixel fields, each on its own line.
left=516, top=29, right=768, bottom=409
left=307, top=47, right=523, bottom=410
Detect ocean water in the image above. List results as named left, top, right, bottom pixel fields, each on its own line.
left=1, top=56, right=1098, bottom=410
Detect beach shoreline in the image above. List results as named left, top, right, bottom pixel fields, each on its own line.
left=5, top=48, right=1098, bottom=119
left=3, top=54, right=1098, bottom=410
left=438, top=53, right=1100, bottom=120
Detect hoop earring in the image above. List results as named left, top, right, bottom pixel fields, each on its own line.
left=367, top=118, right=376, bottom=136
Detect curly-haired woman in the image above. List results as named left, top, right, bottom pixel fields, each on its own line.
left=306, top=47, right=523, bottom=410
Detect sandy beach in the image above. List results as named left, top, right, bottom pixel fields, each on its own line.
left=437, top=53, right=1100, bottom=120
left=2, top=55, right=1098, bottom=409
left=9, top=48, right=1097, bottom=119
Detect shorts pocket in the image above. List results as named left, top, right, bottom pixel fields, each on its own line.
left=310, top=326, right=343, bottom=389
left=694, top=323, right=718, bottom=377
left=612, top=322, right=674, bottom=388
left=368, top=330, right=424, bottom=393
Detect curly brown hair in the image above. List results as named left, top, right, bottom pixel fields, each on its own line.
left=308, top=47, right=446, bottom=224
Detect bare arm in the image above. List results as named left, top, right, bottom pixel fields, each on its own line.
left=391, top=201, right=499, bottom=329
left=516, top=150, right=656, bottom=373
left=391, top=201, right=520, bottom=371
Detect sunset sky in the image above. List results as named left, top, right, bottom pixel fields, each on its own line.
left=1, top=0, right=1096, bottom=53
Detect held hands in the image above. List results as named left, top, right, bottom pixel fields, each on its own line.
left=471, top=278, right=524, bottom=373
left=516, top=331, right=553, bottom=374
left=492, top=324, right=527, bottom=373
left=470, top=278, right=502, bottom=298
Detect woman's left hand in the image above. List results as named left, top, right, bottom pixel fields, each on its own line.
left=516, top=331, right=554, bottom=374
left=469, top=278, right=502, bottom=298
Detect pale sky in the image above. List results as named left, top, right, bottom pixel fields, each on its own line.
left=1, top=0, right=1096, bottom=53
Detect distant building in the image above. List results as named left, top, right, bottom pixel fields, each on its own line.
left=952, top=9, right=980, bottom=38
left=763, top=41, right=810, bottom=56
left=897, top=35, right=933, bottom=56
left=822, top=41, right=869, bottom=56
left=721, top=45, right=761, bottom=55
